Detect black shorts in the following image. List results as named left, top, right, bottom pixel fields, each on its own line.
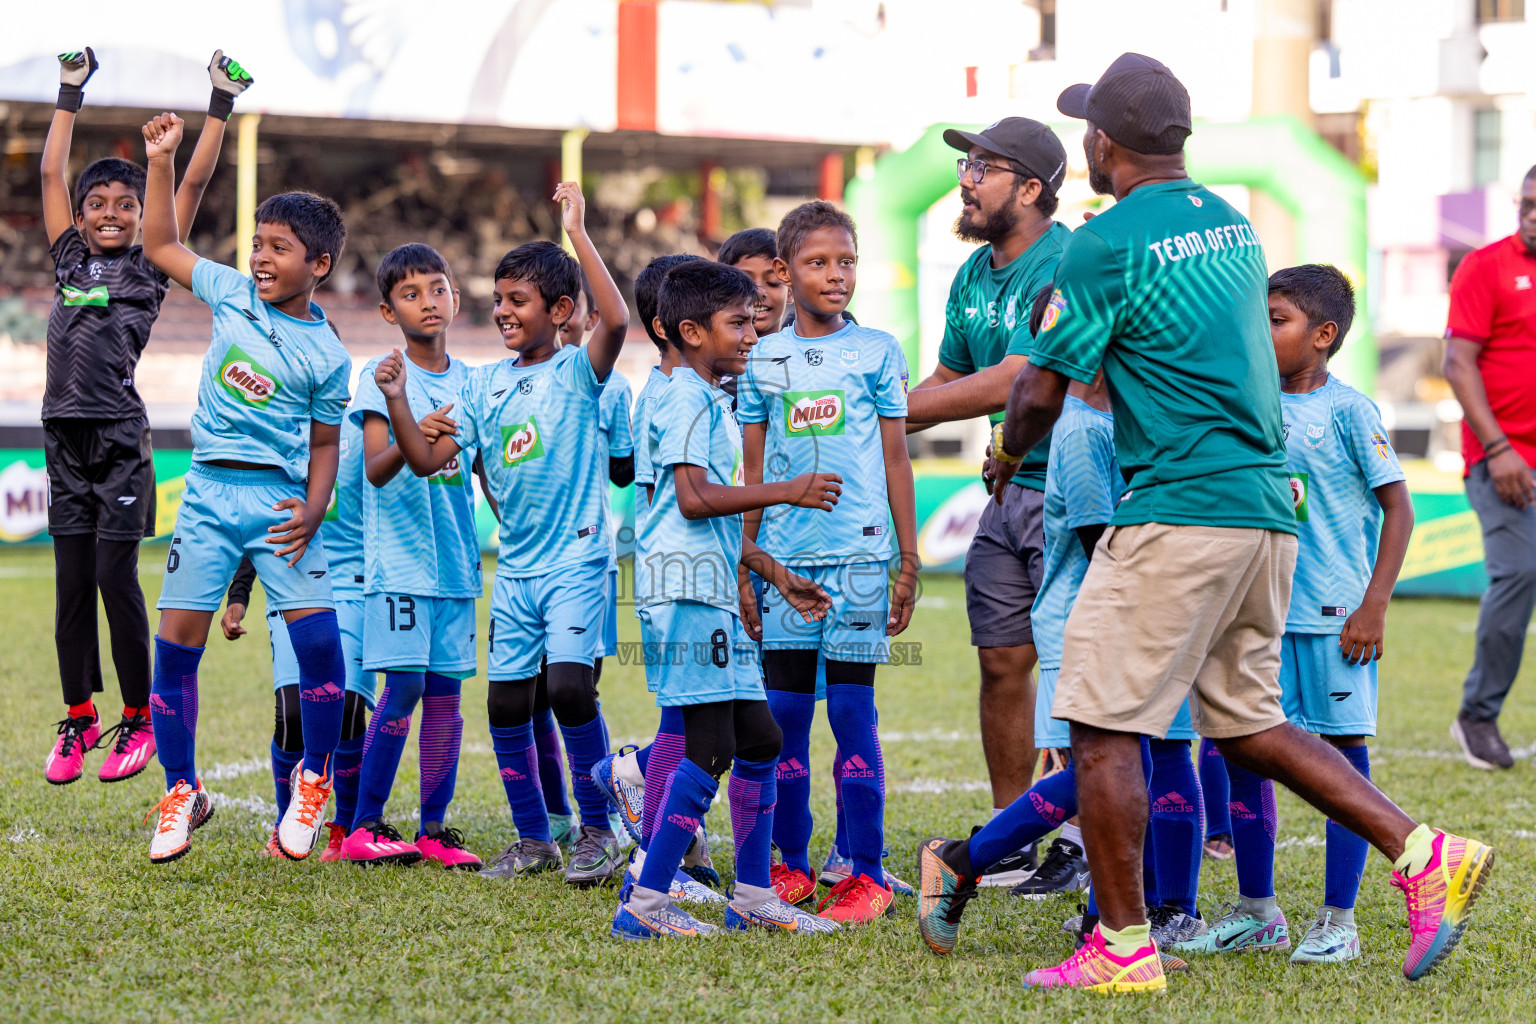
left=963, top=482, right=1045, bottom=648
left=44, top=417, right=157, bottom=541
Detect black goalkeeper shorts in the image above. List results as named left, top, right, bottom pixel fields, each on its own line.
left=44, top=417, right=158, bottom=541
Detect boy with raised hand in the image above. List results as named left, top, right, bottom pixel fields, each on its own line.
left=334, top=243, right=490, bottom=870
left=40, top=48, right=252, bottom=787
left=137, top=113, right=352, bottom=864
left=737, top=201, right=919, bottom=924
left=613, top=258, right=842, bottom=940
left=1174, top=265, right=1414, bottom=965
left=380, top=182, right=629, bottom=886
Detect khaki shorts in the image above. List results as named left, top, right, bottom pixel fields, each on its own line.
left=1052, top=523, right=1297, bottom=740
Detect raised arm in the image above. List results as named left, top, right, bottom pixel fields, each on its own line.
left=672, top=463, right=841, bottom=521
left=139, top=113, right=198, bottom=290
left=172, top=52, right=250, bottom=245
left=554, top=181, right=628, bottom=381
left=42, top=49, right=100, bottom=245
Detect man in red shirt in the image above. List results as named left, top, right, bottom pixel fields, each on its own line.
left=1443, top=164, right=1536, bottom=770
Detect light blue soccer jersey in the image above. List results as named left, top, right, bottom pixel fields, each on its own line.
left=188, top=259, right=352, bottom=483
left=736, top=321, right=908, bottom=564
left=1031, top=396, right=1122, bottom=670
left=322, top=414, right=366, bottom=598
left=632, top=366, right=671, bottom=524
left=449, top=345, right=608, bottom=579
left=1281, top=375, right=1405, bottom=633
left=636, top=367, right=743, bottom=612
left=597, top=371, right=634, bottom=569
left=350, top=355, right=481, bottom=599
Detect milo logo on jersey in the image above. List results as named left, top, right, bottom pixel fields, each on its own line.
left=322, top=483, right=340, bottom=522
left=501, top=418, right=545, bottom=467
left=429, top=452, right=465, bottom=486
left=1289, top=472, right=1309, bottom=522
left=783, top=390, right=846, bottom=437
left=218, top=345, right=280, bottom=408
left=61, top=284, right=109, bottom=307
left=731, top=450, right=744, bottom=487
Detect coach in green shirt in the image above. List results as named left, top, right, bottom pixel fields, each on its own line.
left=907, top=118, right=1069, bottom=885
left=991, top=52, right=1447, bottom=988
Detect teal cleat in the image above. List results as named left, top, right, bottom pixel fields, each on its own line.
left=1290, top=908, right=1361, bottom=964
left=1171, top=902, right=1290, bottom=955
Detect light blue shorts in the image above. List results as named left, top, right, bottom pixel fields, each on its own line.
left=362, top=593, right=477, bottom=676
left=637, top=601, right=765, bottom=707
left=269, top=595, right=375, bottom=703
left=1037, top=665, right=1196, bottom=746
left=1280, top=631, right=1377, bottom=736
left=158, top=464, right=335, bottom=613
left=488, top=557, right=607, bottom=680
left=759, top=560, right=890, bottom=663
left=599, top=567, right=619, bottom=660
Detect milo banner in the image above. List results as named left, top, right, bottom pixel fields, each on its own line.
left=0, top=450, right=1492, bottom=598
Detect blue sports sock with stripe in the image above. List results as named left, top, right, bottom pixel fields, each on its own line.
left=968, top=761, right=1078, bottom=871
left=832, top=749, right=850, bottom=859
left=766, top=688, right=815, bottom=875
left=1324, top=744, right=1372, bottom=910
left=729, top=756, right=777, bottom=890
left=1199, top=738, right=1231, bottom=838
left=1147, top=739, right=1202, bottom=914
left=418, top=673, right=464, bottom=827
left=287, top=611, right=347, bottom=776
left=1226, top=759, right=1278, bottom=899
left=637, top=757, right=717, bottom=895
left=490, top=723, right=550, bottom=842
left=270, top=739, right=302, bottom=826
left=330, top=733, right=365, bottom=832
left=151, top=637, right=203, bottom=789
left=559, top=712, right=612, bottom=827
left=826, top=680, right=886, bottom=883
left=532, top=707, right=571, bottom=817
left=352, top=672, right=425, bottom=827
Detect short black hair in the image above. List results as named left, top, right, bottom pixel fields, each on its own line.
left=776, top=201, right=857, bottom=264
left=657, top=261, right=756, bottom=348
left=1031, top=179, right=1060, bottom=218
left=255, top=191, right=347, bottom=285
left=494, top=240, right=579, bottom=312
left=376, top=243, right=452, bottom=303
left=74, top=158, right=145, bottom=215
left=636, top=253, right=705, bottom=352
left=1268, top=264, right=1356, bottom=359
left=1028, top=283, right=1055, bottom=337
left=717, top=227, right=777, bottom=266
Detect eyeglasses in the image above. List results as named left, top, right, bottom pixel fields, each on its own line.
left=956, top=157, right=1029, bottom=184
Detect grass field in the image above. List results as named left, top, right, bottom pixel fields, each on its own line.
left=3, top=544, right=1534, bottom=1023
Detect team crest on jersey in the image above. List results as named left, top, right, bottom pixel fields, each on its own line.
left=429, top=452, right=465, bottom=485
left=840, top=348, right=860, bottom=367
left=501, top=418, right=545, bottom=467
left=1289, top=472, right=1309, bottom=522
left=1303, top=422, right=1326, bottom=449
left=805, top=349, right=824, bottom=366
left=783, top=390, right=846, bottom=436
left=1371, top=431, right=1392, bottom=461
left=1040, top=290, right=1067, bottom=332
left=517, top=377, right=534, bottom=395
left=89, top=261, right=104, bottom=280
left=1189, top=195, right=1203, bottom=207
left=218, top=345, right=281, bottom=408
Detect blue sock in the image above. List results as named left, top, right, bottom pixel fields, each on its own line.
left=270, top=740, right=302, bottom=826
left=832, top=749, right=850, bottom=859
left=151, top=637, right=203, bottom=789
left=826, top=682, right=886, bottom=883
left=331, top=734, right=365, bottom=831
left=634, top=741, right=651, bottom=776
left=559, top=711, right=612, bottom=827
left=1140, top=737, right=1160, bottom=908
left=1147, top=739, right=1202, bottom=914
left=968, top=762, right=1078, bottom=871
left=490, top=723, right=549, bottom=842
left=1199, top=738, right=1231, bottom=837
left=1324, top=744, right=1371, bottom=910
left=1227, top=760, right=1278, bottom=900
left=766, top=689, right=815, bottom=875
left=286, top=611, right=346, bottom=776
left=637, top=756, right=717, bottom=894
left=729, top=756, right=777, bottom=890
left=532, top=707, right=571, bottom=817
left=353, top=673, right=425, bottom=827
left=418, top=673, right=464, bottom=828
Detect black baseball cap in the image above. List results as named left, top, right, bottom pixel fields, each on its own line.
left=1057, top=52, right=1192, bottom=155
left=943, top=117, right=1067, bottom=193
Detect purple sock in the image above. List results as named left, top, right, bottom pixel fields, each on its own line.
left=637, top=757, right=717, bottom=894
left=1147, top=739, right=1203, bottom=914
left=968, top=761, right=1078, bottom=870
left=641, top=707, right=686, bottom=848
left=419, top=673, right=463, bottom=828
left=490, top=723, right=549, bottom=842
left=730, top=756, right=777, bottom=889
left=1227, top=760, right=1279, bottom=899
left=766, top=689, right=815, bottom=875
left=331, top=734, right=365, bottom=831
left=151, top=637, right=202, bottom=789
left=532, top=706, right=571, bottom=817
left=287, top=611, right=346, bottom=776
left=1200, top=738, right=1231, bottom=837
left=270, top=739, right=302, bottom=825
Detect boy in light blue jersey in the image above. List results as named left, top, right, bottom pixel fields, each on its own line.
left=614, top=258, right=843, bottom=940
left=738, top=202, right=919, bottom=922
left=1194, top=265, right=1413, bottom=964
left=381, top=182, right=630, bottom=886
left=337, top=243, right=490, bottom=870
left=137, top=112, right=352, bottom=864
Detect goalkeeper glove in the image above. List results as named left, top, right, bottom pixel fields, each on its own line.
left=207, top=49, right=254, bottom=121
left=56, top=48, right=98, bottom=113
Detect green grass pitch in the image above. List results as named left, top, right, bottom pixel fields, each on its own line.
left=2, top=545, right=1533, bottom=1022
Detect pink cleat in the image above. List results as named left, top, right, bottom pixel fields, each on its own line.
left=340, top=821, right=423, bottom=866
left=1023, top=925, right=1168, bottom=994
left=264, top=828, right=285, bottom=858
left=317, top=822, right=348, bottom=862
left=417, top=827, right=482, bottom=870
left=1393, top=829, right=1495, bottom=980
left=97, top=713, right=156, bottom=783
left=45, top=714, right=100, bottom=785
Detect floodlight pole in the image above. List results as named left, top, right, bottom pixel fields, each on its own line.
left=236, top=113, right=261, bottom=276
left=561, top=127, right=589, bottom=254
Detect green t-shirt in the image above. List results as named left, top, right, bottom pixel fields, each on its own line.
left=1028, top=180, right=1295, bottom=533
left=938, top=220, right=1071, bottom=490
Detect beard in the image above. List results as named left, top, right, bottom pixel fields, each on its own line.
left=1085, top=144, right=1113, bottom=196
left=953, top=184, right=1020, bottom=245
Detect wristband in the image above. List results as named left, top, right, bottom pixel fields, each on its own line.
left=1485, top=440, right=1512, bottom=458
left=208, top=89, right=235, bottom=121
left=991, top=422, right=1023, bottom=464
left=57, top=84, right=84, bottom=113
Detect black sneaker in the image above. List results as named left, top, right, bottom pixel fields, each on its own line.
left=1008, top=837, right=1088, bottom=898
left=1451, top=714, right=1513, bottom=770
left=976, top=839, right=1039, bottom=888
left=1149, top=903, right=1207, bottom=945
